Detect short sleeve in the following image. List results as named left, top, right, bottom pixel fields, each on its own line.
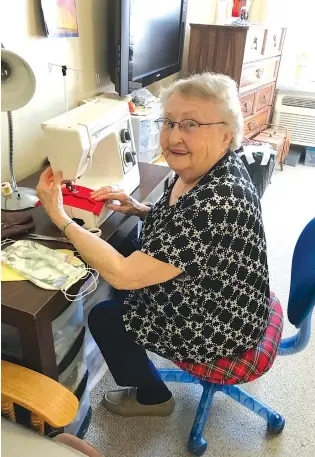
left=140, top=198, right=213, bottom=278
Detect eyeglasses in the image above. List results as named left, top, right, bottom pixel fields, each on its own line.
left=155, top=118, right=227, bottom=133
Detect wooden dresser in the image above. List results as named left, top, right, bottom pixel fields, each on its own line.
left=188, top=24, right=286, bottom=139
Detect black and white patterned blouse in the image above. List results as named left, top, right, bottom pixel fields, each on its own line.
left=123, top=151, right=270, bottom=363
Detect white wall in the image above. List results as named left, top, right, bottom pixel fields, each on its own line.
left=272, top=0, right=315, bottom=86
left=1, top=0, right=114, bottom=182
left=2, top=0, right=218, bottom=182
left=1, top=0, right=267, bottom=182
left=148, top=0, right=217, bottom=97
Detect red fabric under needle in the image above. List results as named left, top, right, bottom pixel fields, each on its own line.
left=35, top=185, right=105, bottom=216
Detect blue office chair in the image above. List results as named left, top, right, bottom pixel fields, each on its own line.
left=158, top=218, right=315, bottom=456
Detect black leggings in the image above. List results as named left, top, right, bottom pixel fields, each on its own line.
left=88, top=299, right=172, bottom=405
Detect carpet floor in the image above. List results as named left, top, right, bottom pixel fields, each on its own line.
left=85, top=163, right=315, bottom=457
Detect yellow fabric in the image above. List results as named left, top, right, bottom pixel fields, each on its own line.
left=1, top=249, right=75, bottom=282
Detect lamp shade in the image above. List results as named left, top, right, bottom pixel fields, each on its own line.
left=1, top=49, right=36, bottom=112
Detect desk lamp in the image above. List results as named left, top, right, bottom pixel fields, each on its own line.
left=1, top=46, right=37, bottom=210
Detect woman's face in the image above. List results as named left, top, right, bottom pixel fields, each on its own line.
left=160, top=92, right=233, bottom=183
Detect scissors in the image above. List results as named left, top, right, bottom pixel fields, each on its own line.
left=26, top=227, right=102, bottom=244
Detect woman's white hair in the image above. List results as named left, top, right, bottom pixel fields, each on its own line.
left=160, top=72, right=244, bottom=151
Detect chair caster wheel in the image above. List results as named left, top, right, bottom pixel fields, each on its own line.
left=188, top=437, right=208, bottom=456
left=267, top=415, right=285, bottom=434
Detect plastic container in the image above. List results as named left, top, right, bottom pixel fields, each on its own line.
left=82, top=276, right=114, bottom=357
left=147, top=122, right=161, bottom=162
left=1, top=298, right=84, bottom=364
left=131, top=111, right=162, bottom=163
left=65, top=386, right=91, bottom=436
left=82, top=276, right=112, bottom=318
left=286, top=150, right=302, bottom=167
left=59, top=337, right=87, bottom=393
left=305, top=147, right=315, bottom=167
left=1, top=324, right=22, bottom=359
left=53, top=299, right=84, bottom=365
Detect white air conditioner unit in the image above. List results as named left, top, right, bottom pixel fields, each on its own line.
left=272, top=90, right=315, bottom=147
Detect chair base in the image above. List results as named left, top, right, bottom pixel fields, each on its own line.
left=187, top=436, right=207, bottom=457
left=158, top=369, right=285, bottom=456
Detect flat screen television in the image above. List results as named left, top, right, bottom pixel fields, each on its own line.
left=108, top=0, right=188, bottom=96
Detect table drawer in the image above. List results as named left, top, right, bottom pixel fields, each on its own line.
left=244, top=28, right=265, bottom=63
left=59, top=334, right=87, bottom=393
left=263, top=28, right=285, bottom=56
left=240, top=58, right=280, bottom=92
left=65, top=385, right=90, bottom=436
left=244, top=108, right=271, bottom=137
left=239, top=92, right=255, bottom=117
left=254, top=83, right=275, bottom=113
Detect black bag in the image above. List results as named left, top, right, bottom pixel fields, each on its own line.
left=1, top=210, right=35, bottom=239
left=237, top=145, right=277, bottom=199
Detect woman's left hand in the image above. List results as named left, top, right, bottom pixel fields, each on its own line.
left=36, top=167, right=69, bottom=227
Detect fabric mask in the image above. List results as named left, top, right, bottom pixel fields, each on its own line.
left=1, top=240, right=99, bottom=301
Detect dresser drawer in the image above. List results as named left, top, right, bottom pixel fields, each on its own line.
left=239, top=92, right=255, bottom=117
left=240, top=58, right=280, bottom=92
left=244, top=108, right=271, bottom=137
left=244, top=28, right=265, bottom=63
left=263, top=28, right=285, bottom=57
left=254, top=83, right=275, bottom=113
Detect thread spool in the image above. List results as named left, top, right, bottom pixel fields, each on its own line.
left=1, top=182, right=13, bottom=197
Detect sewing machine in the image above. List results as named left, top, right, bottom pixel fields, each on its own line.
left=41, top=99, right=140, bottom=228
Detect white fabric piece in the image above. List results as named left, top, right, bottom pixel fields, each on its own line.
left=1, top=240, right=99, bottom=300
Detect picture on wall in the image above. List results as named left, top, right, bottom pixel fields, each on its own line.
left=41, top=0, right=79, bottom=37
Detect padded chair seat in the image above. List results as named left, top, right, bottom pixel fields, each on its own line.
left=175, top=293, right=283, bottom=385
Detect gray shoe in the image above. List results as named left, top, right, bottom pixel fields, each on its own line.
left=102, top=387, right=175, bottom=417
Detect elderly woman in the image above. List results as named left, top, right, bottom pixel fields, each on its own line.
left=37, top=73, right=270, bottom=418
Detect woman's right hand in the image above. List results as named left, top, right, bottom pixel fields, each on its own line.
left=90, top=185, right=150, bottom=217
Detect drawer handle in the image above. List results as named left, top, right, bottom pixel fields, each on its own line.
left=251, top=37, right=258, bottom=50
left=273, top=34, right=277, bottom=47
left=248, top=121, right=256, bottom=130
left=256, top=68, right=264, bottom=79
left=243, top=101, right=248, bottom=112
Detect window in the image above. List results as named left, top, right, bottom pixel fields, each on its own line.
left=264, top=0, right=315, bottom=85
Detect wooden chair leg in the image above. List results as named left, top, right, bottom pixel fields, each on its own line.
left=31, top=412, right=45, bottom=434
left=2, top=396, right=16, bottom=422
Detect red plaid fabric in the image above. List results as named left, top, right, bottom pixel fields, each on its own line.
left=175, top=293, right=283, bottom=385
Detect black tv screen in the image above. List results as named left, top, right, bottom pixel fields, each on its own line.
left=109, top=0, right=187, bottom=96
left=130, top=1, right=182, bottom=79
